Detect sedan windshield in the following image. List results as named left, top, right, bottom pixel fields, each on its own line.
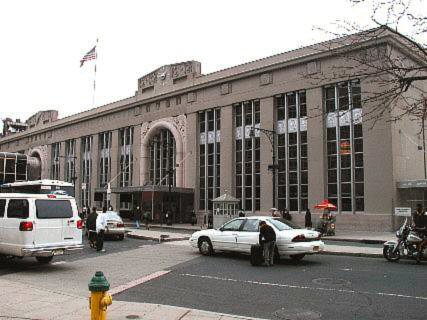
left=267, top=218, right=301, bottom=231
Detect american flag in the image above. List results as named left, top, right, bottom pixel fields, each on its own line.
left=80, top=45, right=97, bottom=67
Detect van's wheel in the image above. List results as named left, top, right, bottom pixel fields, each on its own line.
left=290, top=254, right=305, bottom=262
left=36, top=256, right=53, bottom=264
left=198, top=238, right=213, bottom=256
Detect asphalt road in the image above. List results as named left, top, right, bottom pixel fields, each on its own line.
left=115, top=253, right=427, bottom=320
left=0, top=236, right=156, bottom=275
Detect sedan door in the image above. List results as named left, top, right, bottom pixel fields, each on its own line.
left=211, top=219, right=244, bottom=251
left=237, top=219, right=260, bottom=253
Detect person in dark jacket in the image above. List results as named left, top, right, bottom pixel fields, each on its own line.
left=305, top=209, right=312, bottom=228
left=86, top=207, right=98, bottom=245
left=259, top=220, right=276, bottom=266
left=413, top=204, right=427, bottom=263
left=134, top=206, right=142, bottom=229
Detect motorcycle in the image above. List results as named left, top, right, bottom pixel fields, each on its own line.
left=383, top=218, right=426, bottom=262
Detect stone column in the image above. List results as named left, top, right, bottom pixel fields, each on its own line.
left=110, top=130, right=120, bottom=210
left=260, top=97, right=275, bottom=212
left=220, top=105, right=233, bottom=196
left=45, top=145, right=52, bottom=179
left=132, top=125, right=141, bottom=187
left=307, top=87, right=326, bottom=210
left=185, top=113, right=198, bottom=190
left=74, top=138, right=82, bottom=210
left=90, top=134, right=99, bottom=206
left=59, top=141, right=66, bottom=181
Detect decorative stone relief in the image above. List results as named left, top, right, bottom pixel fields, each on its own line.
left=300, top=117, right=307, bottom=132
left=216, top=130, right=221, bottom=143
left=220, top=83, right=232, bottom=95
left=260, top=73, right=273, bottom=86
left=138, top=71, right=157, bottom=90
left=339, top=110, right=351, bottom=126
left=277, top=120, right=286, bottom=134
left=208, top=131, right=216, bottom=144
left=235, top=127, right=243, bottom=140
left=199, top=132, right=206, bottom=145
left=187, top=92, right=197, bottom=103
left=288, top=118, right=298, bottom=133
left=353, top=108, right=363, bottom=124
left=327, top=113, right=336, bottom=128
left=140, top=115, right=187, bottom=146
left=306, top=61, right=320, bottom=75
left=171, top=61, right=194, bottom=79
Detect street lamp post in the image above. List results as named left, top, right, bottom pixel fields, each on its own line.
left=250, top=126, right=278, bottom=209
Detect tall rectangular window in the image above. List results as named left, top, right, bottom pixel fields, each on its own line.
left=81, top=136, right=92, bottom=208
left=51, top=143, right=61, bottom=180
left=234, top=100, right=260, bottom=212
left=275, top=90, right=308, bottom=212
left=324, top=80, right=364, bottom=212
left=198, top=108, right=221, bottom=211
left=64, top=140, right=76, bottom=183
left=119, top=127, right=133, bottom=187
left=99, top=131, right=112, bottom=188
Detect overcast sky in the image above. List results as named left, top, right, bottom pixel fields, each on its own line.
left=0, top=0, right=423, bottom=131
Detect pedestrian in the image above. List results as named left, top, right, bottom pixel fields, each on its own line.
left=95, top=207, right=108, bottom=252
left=191, top=210, right=197, bottom=226
left=86, top=207, right=98, bottom=247
left=134, top=206, right=141, bottom=229
left=258, top=220, right=276, bottom=266
left=79, top=207, right=87, bottom=220
left=239, top=210, right=245, bottom=218
left=412, top=204, right=427, bottom=263
left=283, top=208, right=292, bottom=221
left=143, top=210, right=151, bottom=230
left=108, top=205, right=114, bottom=211
left=208, top=213, right=213, bottom=229
left=305, top=208, right=312, bottom=228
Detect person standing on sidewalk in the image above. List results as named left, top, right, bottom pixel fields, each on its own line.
left=134, top=206, right=142, bottom=229
left=86, top=207, right=98, bottom=247
left=96, top=207, right=109, bottom=252
left=143, top=210, right=151, bottom=230
left=305, top=209, right=312, bottom=228
left=259, top=221, right=276, bottom=266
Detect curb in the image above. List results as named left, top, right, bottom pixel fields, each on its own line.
left=126, top=233, right=190, bottom=242
left=322, top=237, right=387, bottom=244
left=320, top=250, right=383, bottom=258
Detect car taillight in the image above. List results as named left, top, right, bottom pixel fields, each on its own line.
left=292, top=234, right=306, bottom=242
left=117, top=223, right=124, bottom=228
left=19, top=221, right=33, bottom=231
left=77, top=220, right=83, bottom=229
left=47, top=194, right=56, bottom=199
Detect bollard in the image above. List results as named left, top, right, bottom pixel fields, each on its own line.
left=89, top=271, right=112, bottom=320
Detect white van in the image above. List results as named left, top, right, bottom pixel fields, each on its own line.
left=0, top=193, right=83, bottom=263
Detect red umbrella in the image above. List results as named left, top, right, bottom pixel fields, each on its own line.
left=314, top=200, right=337, bottom=210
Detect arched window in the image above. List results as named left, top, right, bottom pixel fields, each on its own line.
left=149, top=129, right=176, bottom=186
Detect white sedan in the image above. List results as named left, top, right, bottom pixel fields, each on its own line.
left=189, top=216, right=324, bottom=261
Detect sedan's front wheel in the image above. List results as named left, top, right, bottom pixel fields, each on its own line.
left=198, top=238, right=213, bottom=256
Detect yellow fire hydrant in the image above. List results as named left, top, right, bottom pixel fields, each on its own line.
left=89, top=271, right=113, bottom=320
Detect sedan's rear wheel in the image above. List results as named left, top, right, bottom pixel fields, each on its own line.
left=198, top=238, right=213, bottom=256
left=290, top=254, right=305, bottom=262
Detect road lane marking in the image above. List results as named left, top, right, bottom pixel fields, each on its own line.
left=51, top=261, right=66, bottom=265
left=110, top=270, right=171, bottom=296
left=180, top=273, right=427, bottom=301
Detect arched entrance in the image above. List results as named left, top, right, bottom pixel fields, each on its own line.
left=138, top=117, right=193, bottom=223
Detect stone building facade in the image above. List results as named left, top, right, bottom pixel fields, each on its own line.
left=0, top=28, right=425, bottom=231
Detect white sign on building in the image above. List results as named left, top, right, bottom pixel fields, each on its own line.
left=394, top=207, right=412, bottom=217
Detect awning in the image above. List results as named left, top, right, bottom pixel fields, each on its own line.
left=94, top=185, right=194, bottom=194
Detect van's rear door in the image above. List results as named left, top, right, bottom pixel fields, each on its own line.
left=61, top=199, right=81, bottom=243
left=34, top=199, right=73, bottom=246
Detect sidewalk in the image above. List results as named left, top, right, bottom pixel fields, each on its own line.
left=127, top=228, right=190, bottom=242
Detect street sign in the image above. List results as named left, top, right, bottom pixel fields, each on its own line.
left=394, top=207, right=412, bottom=217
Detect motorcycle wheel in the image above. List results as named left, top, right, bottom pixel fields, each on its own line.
left=383, top=245, right=400, bottom=262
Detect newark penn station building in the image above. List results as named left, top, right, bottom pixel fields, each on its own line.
left=0, top=27, right=425, bottom=231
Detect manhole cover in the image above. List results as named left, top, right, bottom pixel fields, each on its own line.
left=312, top=277, right=351, bottom=286
left=126, top=315, right=141, bottom=319
left=273, top=308, right=322, bottom=320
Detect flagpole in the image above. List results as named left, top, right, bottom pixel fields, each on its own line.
left=92, top=38, right=99, bottom=108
